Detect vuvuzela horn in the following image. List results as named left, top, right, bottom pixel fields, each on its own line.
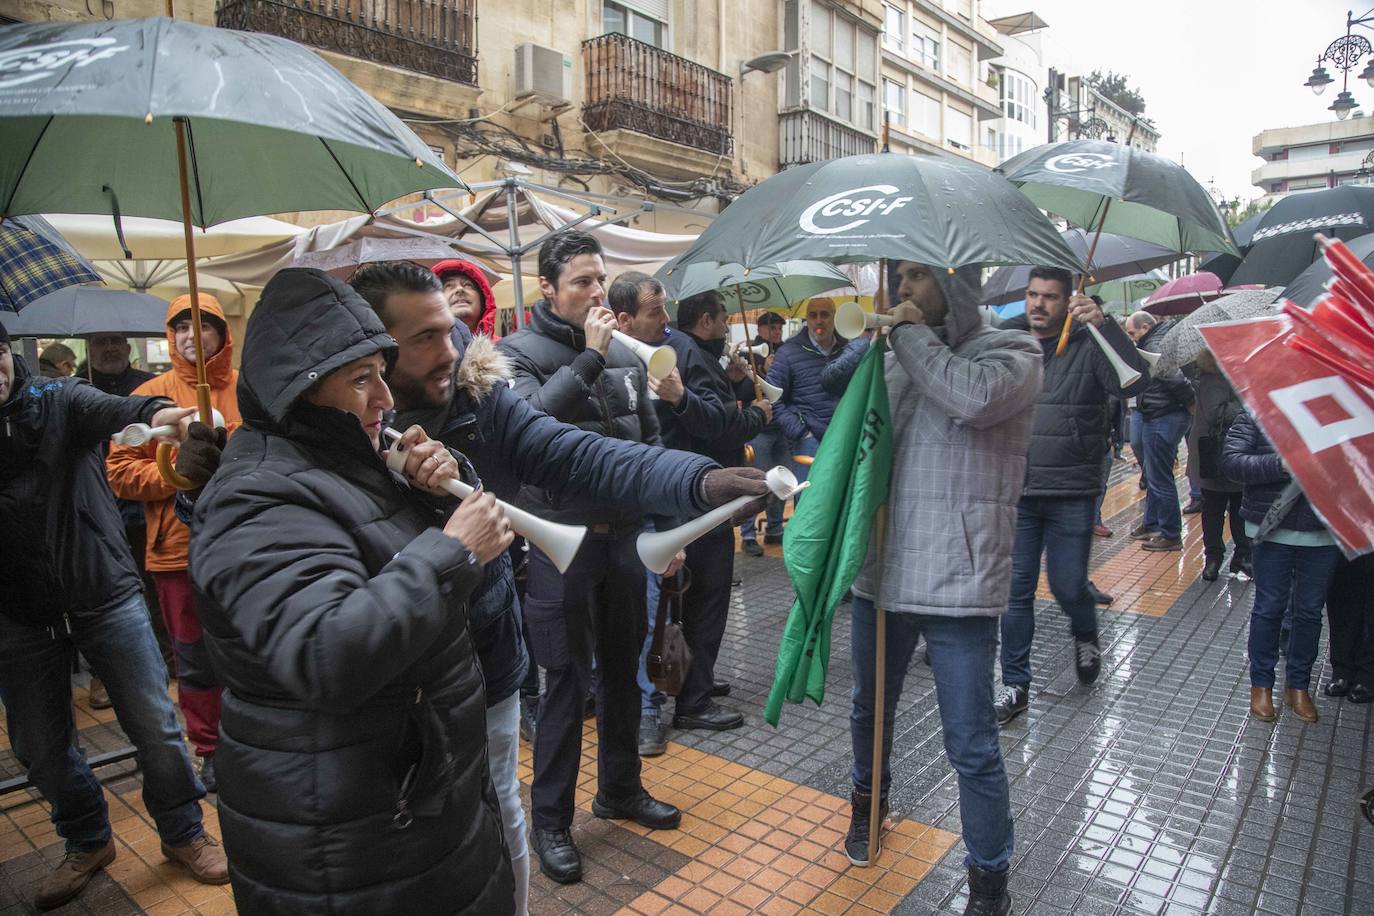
left=112, top=408, right=225, bottom=447
left=611, top=329, right=677, bottom=380
left=835, top=300, right=899, bottom=339
left=637, top=465, right=808, bottom=574
left=383, top=429, right=587, bottom=574
left=1085, top=323, right=1149, bottom=388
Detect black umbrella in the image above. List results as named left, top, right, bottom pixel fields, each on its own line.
left=1281, top=232, right=1374, bottom=307
left=2, top=286, right=168, bottom=337
left=1229, top=187, right=1374, bottom=287
left=980, top=228, right=1181, bottom=305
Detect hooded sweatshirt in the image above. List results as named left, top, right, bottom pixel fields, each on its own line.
left=433, top=259, right=498, bottom=339
left=107, top=294, right=242, bottom=572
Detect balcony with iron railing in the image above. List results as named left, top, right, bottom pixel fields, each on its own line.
left=779, top=109, right=876, bottom=168
left=582, top=32, right=732, bottom=156
left=216, top=0, right=478, bottom=87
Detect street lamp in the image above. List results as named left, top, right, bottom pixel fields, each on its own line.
left=1307, top=9, right=1374, bottom=117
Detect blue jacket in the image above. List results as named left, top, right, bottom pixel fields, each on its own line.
left=399, top=325, right=718, bottom=705
left=1221, top=411, right=1326, bottom=533
left=766, top=331, right=849, bottom=442
left=655, top=330, right=768, bottom=469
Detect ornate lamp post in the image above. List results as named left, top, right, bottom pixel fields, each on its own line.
left=1307, top=8, right=1374, bottom=119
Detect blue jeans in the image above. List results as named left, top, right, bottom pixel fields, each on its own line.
left=1249, top=540, right=1342, bottom=691
left=0, top=593, right=205, bottom=853
left=486, top=693, right=529, bottom=915
left=740, top=426, right=787, bottom=541
left=637, top=561, right=667, bottom=716
left=1001, top=495, right=1098, bottom=690
left=849, top=598, right=1013, bottom=871
left=1141, top=410, right=1190, bottom=539
left=1129, top=408, right=1144, bottom=470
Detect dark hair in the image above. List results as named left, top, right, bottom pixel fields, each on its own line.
left=538, top=230, right=602, bottom=289
left=350, top=261, right=442, bottom=327
left=1027, top=266, right=1073, bottom=300
left=676, top=290, right=725, bottom=331
left=608, top=271, right=663, bottom=317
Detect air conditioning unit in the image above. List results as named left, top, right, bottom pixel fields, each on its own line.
left=514, top=43, right=572, bottom=107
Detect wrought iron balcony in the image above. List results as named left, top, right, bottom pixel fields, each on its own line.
left=217, top=0, right=479, bottom=87
left=779, top=109, right=877, bottom=168
left=582, top=32, right=732, bottom=156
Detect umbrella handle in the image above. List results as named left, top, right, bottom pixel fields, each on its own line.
left=156, top=443, right=198, bottom=490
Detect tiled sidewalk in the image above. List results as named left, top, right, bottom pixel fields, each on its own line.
left=3, top=456, right=1373, bottom=914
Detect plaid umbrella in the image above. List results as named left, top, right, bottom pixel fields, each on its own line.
left=0, top=216, right=102, bottom=311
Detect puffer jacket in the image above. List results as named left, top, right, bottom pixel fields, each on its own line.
left=656, top=329, right=768, bottom=469
left=498, top=299, right=662, bottom=527
left=108, top=294, right=242, bottom=572
left=189, top=269, right=512, bottom=915
left=1135, top=321, right=1195, bottom=419
left=1221, top=410, right=1327, bottom=533
left=80, top=360, right=155, bottom=528
left=1001, top=314, right=1150, bottom=497
left=397, top=326, right=718, bottom=706
left=1188, top=370, right=1244, bottom=492
left=766, top=330, right=849, bottom=442
left=853, top=271, right=1044, bottom=617
left=1, top=357, right=167, bottom=628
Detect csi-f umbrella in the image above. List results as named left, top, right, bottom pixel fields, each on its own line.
left=980, top=228, right=1181, bottom=305
left=0, top=216, right=102, bottom=311
left=671, top=153, right=1082, bottom=274
left=656, top=258, right=852, bottom=318
left=3, top=286, right=169, bottom=337
left=0, top=16, right=465, bottom=486
left=1281, top=232, right=1374, bottom=307
left=1151, top=287, right=1283, bottom=375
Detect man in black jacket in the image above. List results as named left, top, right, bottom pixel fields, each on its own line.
left=0, top=325, right=228, bottom=911
left=349, top=261, right=764, bottom=900
left=496, top=232, right=768, bottom=884
left=650, top=290, right=771, bottom=736
left=1126, top=311, right=1196, bottom=551
left=995, top=268, right=1151, bottom=725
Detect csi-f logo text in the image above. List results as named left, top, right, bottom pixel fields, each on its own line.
left=799, top=185, right=914, bottom=235
left=0, top=38, right=130, bottom=89
left=1044, top=152, right=1116, bottom=174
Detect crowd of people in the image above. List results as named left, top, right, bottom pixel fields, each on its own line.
left=2, top=229, right=1372, bottom=916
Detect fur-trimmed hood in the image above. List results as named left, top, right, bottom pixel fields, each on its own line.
left=454, top=333, right=509, bottom=403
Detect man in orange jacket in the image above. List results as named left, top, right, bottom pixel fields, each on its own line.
left=108, top=294, right=241, bottom=793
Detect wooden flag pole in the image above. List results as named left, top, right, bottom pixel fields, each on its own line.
left=866, top=257, right=890, bottom=864
left=732, top=282, right=764, bottom=400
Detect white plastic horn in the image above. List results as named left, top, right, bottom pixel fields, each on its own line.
left=1085, top=323, right=1145, bottom=388
left=636, top=465, right=808, bottom=574
left=1137, top=346, right=1161, bottom=368
left=757, top=377, right=785, bottom=404
left=835, top=300, right=898, bottom=339
left=383, top=429, right=587, bottom=574
left=740, top=342, right=769, bottom=358
left=112, top=408, right=225, bottom=446
left=611, top=329, right=677, bottom=380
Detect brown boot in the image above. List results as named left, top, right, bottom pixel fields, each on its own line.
left=33, top=840, right=115, bottom=910
left=87, top=676, right=111, bottom=710
left=162, top=832, right=230, bottom=885
left=1285, top=688, right=1319, bottom=722
left=1250, top=687, right=1276, bottom=722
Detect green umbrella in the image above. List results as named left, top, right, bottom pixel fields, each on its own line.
left=672, top=153, right=1082, bottom=273
left=996, top=139, right=1238, bottom=257
left=656, top=258, right=852, bottom=319
left=0, top=16, right=464, bottom=458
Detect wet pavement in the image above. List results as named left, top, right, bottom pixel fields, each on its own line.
left=3, top=457, right=1372, bottom=914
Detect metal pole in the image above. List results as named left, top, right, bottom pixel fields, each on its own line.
left=506, top=178, right=526, bottom=330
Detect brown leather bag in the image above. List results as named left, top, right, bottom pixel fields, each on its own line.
left=647, top=571, right=692, bottom=696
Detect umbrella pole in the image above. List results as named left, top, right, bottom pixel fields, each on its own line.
left=732, top=283, right=764, bottom=400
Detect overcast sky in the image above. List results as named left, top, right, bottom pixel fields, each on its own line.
left=981, top=0, right=1358, bottom=202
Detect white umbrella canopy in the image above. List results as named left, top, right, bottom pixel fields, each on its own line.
left=42, top=214, right=307, bottom=260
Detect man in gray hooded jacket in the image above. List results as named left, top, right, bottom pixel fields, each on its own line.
left=845, top=262, right=1043, bottom=916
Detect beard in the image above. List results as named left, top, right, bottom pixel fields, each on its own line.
left=389, top=368, right=453, bottom=412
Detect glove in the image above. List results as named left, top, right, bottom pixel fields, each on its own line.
left=174, top=421, right=227, bottom=487
left=700, top=466, right=770, bottom=523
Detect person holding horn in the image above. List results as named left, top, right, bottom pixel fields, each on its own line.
left=995, top=268, right=1151, bottom=726
left=845, top=261, right=1042, bottom=916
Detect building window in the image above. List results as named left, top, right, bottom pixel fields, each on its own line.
left=911, top=21, right=941, bottom=72
left=947, top=41, right=972, bottom=86
left=883, top=3, right=905, bottom=52
left=808, top=1, right=878, bottom=131
left=603, top=1, right=666, bottom=49
left=1000, top=69, right=1036, bottom=127
left=883, top=78, right=905, bottom=124
left=946, top=107, right=972, bottom=150
left=912, top=88, right=940, bottom=138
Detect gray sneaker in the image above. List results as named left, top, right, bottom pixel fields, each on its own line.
left=638, top=713, right=666, bottom=756
left=994, top=684, right=1028, bottom=726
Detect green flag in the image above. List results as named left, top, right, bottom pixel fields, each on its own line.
left=764, top=336, right=893, bottom=726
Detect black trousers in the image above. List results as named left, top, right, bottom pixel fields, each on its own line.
left=1200, top=489, right=1249, bottom=562
left=1327, top=553, right=1374, bottom=686
left=677, top=525, right=735, bottom=715
left=523, top=533, right=646, bottom=830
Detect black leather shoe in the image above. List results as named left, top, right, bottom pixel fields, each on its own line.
left=1129, top=524, right=1159, bottom=540
left=1182, top=499, right=1203, bottom=514
left=592, top=789, right=681, bottom=830
left=532, top=828, right=582, bottom=884
left=673, top=701, right=744, bottom=731
left=1325, top=678, right=1351, bottom=698
left=1202, top=557, right=1223, bottom=582
left=519, top=695, right=538, bottom=744
left=742, top=539, right=764, bottom=557
left=964, top=863, right=1012, bottom=916
left=1087, top=580, right=1114, bottom=606
left=1349, top=683, right=1374, bottom=703
left=710, top=682, right=731, bottom=698
left=1230, top=554, right=1254, bottom=579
